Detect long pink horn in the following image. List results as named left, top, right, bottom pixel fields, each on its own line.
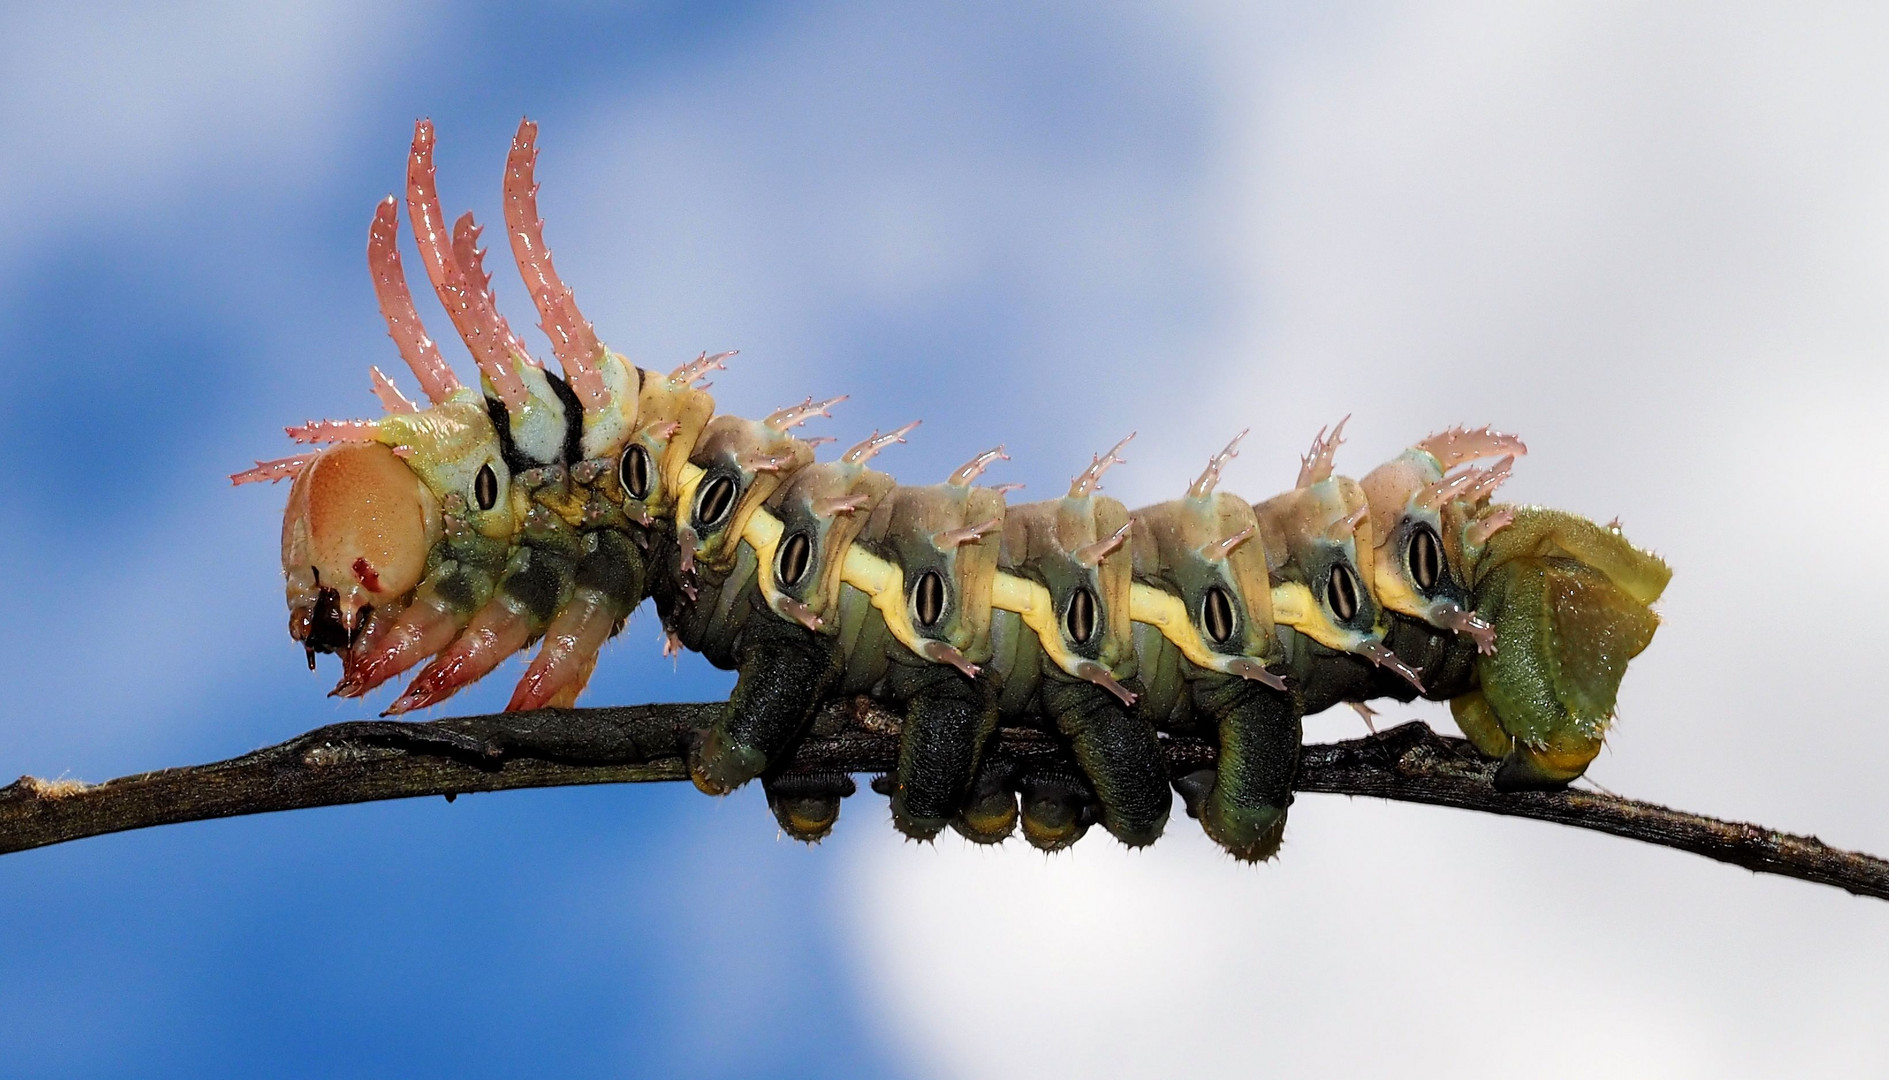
left=504, top=117, right=608, bottom=410
left=367, top=195, right=462, bottom=404
left=451, top=211, right=537, bottom=368
left=405, top=119, right=528, bottom=411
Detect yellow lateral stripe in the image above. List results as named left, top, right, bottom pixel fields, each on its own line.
left=989, top=572, right=1088, bottom=679
left=1128, top=582, right=1238, bottom=672
left=739, top=504, right=787, bottom=608
left=672, top=463, right=705, bottom=533
left=836, top=543, right=928, bottom=654
left=1270, top=581, right=1369, bottom=652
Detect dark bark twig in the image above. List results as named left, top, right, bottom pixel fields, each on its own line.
left=1, top=701, right=1883, bottom=902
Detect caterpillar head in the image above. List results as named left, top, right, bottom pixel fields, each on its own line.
left=279, top=441, right=442, bottom=663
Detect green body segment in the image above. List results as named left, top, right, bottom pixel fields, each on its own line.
left=269, top=127, right=1673, bottom=862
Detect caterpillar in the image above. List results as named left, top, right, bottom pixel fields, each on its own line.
left=236, top=119, right=1672, bottom=861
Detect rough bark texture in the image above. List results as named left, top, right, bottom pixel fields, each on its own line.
left=1, top=701, right=1883, bottom=902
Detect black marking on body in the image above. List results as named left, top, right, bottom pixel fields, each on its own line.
left=620, top=444, right=653, bottom=500
left=1409, top=523, right=1441, bottom=592
left=474, top=464, right=499, bottom=510
left=778, top=531, right=812, bottom=587
left=913, top=569, right=946, bottom=628
left=484, top=395, right=532, bottom=475
left=1066, top=586, right=1096, bottom=644
left=1328, top=563, right=1360, bottom=623
left=543, top=368, right=586, bottom=466
left=695, top=475, right=737, bottom=530
left=1203, top=585, right=1235, bottom=644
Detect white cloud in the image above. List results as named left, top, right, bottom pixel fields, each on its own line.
left=0, top=0, right=412, bottom=262
left=832, top=4, right=1889, bottom=1076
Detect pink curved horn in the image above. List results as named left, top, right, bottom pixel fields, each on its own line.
left=405, top=119, right=528, bottom=411
left=367, top=195, right=462, bottom=404
left=504, top=117, right=608, bottom=410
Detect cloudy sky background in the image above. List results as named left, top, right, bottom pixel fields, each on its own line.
left=2, top=2, right=1886, bottom=1076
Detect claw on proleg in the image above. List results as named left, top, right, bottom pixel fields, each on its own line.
left=367, top=194, right=464, bottom=405
left=386, top=598, right=537, bottom=714
left=503, top=118, right=609, bottom=410
left=507, top=588, right=619, bottom=711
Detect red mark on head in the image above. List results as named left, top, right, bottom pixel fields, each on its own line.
left=352, top=557, right=382, bottom=593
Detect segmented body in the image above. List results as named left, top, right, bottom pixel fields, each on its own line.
left=238, top=120, right=1671, bottom=860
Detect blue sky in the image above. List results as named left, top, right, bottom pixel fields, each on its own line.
left=3, top=3, right=1888, bottom=1077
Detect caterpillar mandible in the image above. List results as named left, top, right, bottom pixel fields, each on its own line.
left=235, top=119, right=1672, bottom=861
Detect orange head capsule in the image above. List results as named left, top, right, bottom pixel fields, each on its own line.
left=281, top=442, right=442, bottom=661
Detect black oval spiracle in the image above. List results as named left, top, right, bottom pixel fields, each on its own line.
left=695, top=475, right=737, bottom=529
left=1202, top=585, right=1235, bottom=644
left=620, top=443, right=653, bottom=501
left=778, top=531, right=813, bottom=587
left=912, top=569, right=946, bottom=628
left=1328, top=563, right=1360, bottom=622
left=473, top=463, right=499, bottom=510
left=1065, top=586, right=1097, bottom=645
left=1408, top=522, right=1441, bottom=592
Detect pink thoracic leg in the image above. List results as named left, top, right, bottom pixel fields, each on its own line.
left=384, top=596, right=541, bottom=714
left=331, top=586, right=470, bottom=698
left=506, top=587, right=624, bottom=711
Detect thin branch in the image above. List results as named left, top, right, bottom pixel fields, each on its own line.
left=1, top=702, right=1884, bottom=902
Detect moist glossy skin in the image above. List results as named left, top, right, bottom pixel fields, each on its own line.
left=241, top=121, right=1670, bottom=860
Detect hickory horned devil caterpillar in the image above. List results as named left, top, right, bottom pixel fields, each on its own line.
left=235, top=119, right=1671, bottom=861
